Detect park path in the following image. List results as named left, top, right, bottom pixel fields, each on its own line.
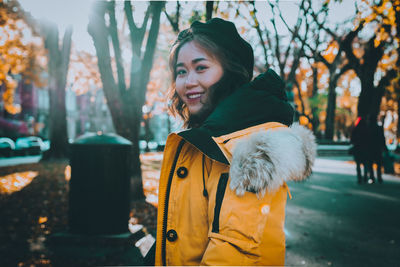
left=285, top=157, right=400, bottom=266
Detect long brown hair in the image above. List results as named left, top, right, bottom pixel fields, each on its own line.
left=168, top=29, right=251, bottom=128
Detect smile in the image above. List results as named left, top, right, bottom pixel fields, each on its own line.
left=187, top=93, right=202, bottom=99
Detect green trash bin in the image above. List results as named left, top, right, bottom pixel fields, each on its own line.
left=68, top=132, right=132, bottom=235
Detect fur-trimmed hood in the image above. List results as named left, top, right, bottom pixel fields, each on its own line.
left=229, top=123, right=316, bottom=197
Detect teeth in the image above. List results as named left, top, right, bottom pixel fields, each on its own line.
left=188, top=94, right=201, bottom=99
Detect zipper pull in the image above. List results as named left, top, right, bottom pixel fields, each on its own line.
left=284, top=182, right=292, bottom=199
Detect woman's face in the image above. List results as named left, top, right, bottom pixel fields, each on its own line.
left=175, top=41, right=223, bottom=116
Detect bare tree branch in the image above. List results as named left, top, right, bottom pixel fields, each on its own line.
left=338, top=63, right=352, bottom=77
left=59, top=25, right=73, bottom=90
left=124, top=1, right=151, bottom=56
left=342, top=21, right=364, bottom=74
left=280, top=14, right=331, bottom=69
left=87, top=1, right=118, bottom=98
left=278, top=0, right=306, bottom=69
left=137, top=1, right=164, bottom=105
left=164, top=0, right=181, bottom=33
left=269, top=1, right=283, bottom=73
left=108, top=2, right=126, bottom=94
left=249, top=0, right=269, bottom=69
left=294, top=79, right=305, bottom=114
left=308, top=5, right=339, bottom=42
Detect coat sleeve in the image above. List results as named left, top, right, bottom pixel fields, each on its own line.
left=200, top=177, right=288, bottom=266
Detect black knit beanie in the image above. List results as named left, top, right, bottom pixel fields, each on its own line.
left=189, top=18, right=254, bottom=80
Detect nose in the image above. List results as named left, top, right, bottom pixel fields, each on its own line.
left=184, top=71, right=197, bottom=90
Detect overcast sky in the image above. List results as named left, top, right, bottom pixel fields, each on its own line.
left=19, top=0, right=356, bottom=54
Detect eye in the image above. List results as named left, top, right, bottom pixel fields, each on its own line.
left=176, top=69, right=186, bottom=76
left=196, top=65, right=208, bottom=72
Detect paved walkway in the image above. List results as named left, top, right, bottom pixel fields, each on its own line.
left=285, top=157, right=400, bottom=266
left=0, top=155, right=41, bottom=167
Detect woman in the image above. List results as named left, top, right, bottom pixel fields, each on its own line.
left=154, top=18, right=316, bottom=266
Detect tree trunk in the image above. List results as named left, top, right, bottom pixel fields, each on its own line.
left=371, top=69, right=397, bottom=123
left=88, top=1, right=164, bottom=201
left=357, top=48, right=383, bottom=120
left=321, top=53, right=351, bottom=140
left=206, top=1, right=214, bottom=21
left=310, top=65, right=320, bottom=136
left=324, top=64, right=349, bottom=140
left=343, top=33, right=385, bottom=122
left=42, top=24, right=72, bottom=160
left=397, top=99, right=400, bottom=138
left=311, top=107, right=320, bottom=137
left=312, top=65, right=318, bottom=97
left=394, top=1, right=400, bottom=137
left=324, top=69, right=337, bottom=140
left=114, top=110, right=144, bottom=200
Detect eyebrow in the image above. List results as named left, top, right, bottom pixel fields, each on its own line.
left=176, top=57, right=207, bottom=67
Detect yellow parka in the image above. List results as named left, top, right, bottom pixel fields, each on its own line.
left=155, top=70, right=317, bottom=266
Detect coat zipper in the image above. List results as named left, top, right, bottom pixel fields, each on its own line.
left=162, top=139, right=185, bottom=266
left=212, top=173, right=229, bottom=233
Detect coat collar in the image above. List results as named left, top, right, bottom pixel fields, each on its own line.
left=178, top=127, right=229, bottom=164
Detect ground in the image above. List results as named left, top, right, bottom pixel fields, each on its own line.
left=285, top=157, right=400, bottom=266
left=0, top=154, right=399, bottom=266
left=0, top=155, right=159, bottom=266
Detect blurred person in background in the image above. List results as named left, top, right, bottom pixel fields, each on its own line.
left=351, top=117, right=373, bottom=184
left=369, top=118, right=388, bottom=183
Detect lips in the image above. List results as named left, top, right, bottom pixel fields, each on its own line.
left=187, top=93, right=202, bottom=99
left=186, top=92, right=203, bottom=101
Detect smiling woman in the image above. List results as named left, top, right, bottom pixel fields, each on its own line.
left=154, top=18, right=316, bottom=266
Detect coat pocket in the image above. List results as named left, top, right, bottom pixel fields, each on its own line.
left=216, top=177, right=272, bottom=245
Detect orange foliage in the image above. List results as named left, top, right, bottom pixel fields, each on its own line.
left=0, top=171, right=38, bottom=194
left=0, top=1, right=46, bottom=114
left=356, top=0, right=396, bottom=44
left=143, top=20, right=179, bottom=120
left=294, top=59, right=360, bottom=136
left=145, top=54, right=170, bottom=117
left=64, top=165, right=71, bottom=182
left=321, top=41, right=339, bottom=64
left=68, top=51, right=102, bottom=96
left=293, top=60, right=326, bottom=118
left=38, top=216, right=48, bottom=224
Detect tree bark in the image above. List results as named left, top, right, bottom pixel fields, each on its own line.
left=206, top=1, right=214, bottom=21
left=371, top=69, right=397, bottom=123
left=42, top=23, right=72, bottom=160
left=164, top=1, right=181, bottom=34
left=393, top=1, right=400, bottom=137
left=356, top=38, right=385, bottom=121
left=312, top=65, right=318, bottom=97
left=325, top=69, right=338, bottom=140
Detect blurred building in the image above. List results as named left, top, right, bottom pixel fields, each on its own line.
left=0, top=78, right=115, bottom=142
left=0, top=78, right=48, bottom=139
left=71, top=87, right=115, bottom=140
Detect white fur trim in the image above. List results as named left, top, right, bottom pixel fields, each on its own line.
left=229, top=123, right=317, bottom=197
